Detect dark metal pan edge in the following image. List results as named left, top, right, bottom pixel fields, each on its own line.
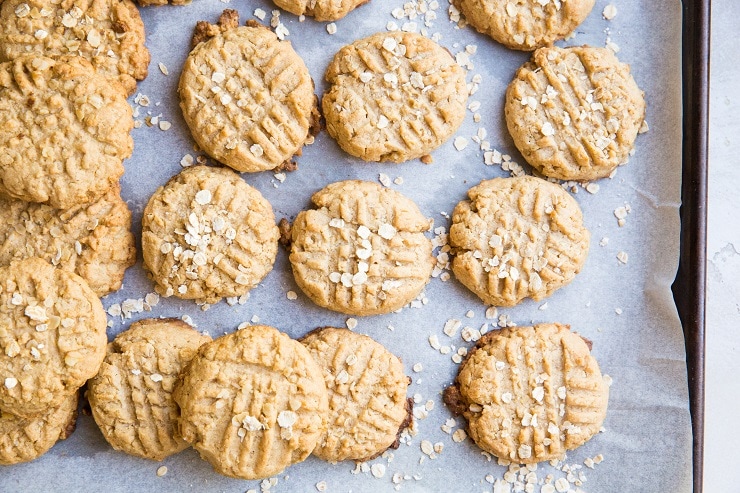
left=673, top=1, right=709, bottom=492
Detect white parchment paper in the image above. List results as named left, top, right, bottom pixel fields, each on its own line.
left=0, top=0, right=692, bottom=491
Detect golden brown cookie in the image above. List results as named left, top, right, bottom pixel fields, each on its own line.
left=141, top=165, right=280, bottom=304
left=0, top=257, right=107, bottom=417
left=505, top=46, right=646, bottom=181
left=0, top=55, right=132, bottom=210
left=174, top=325, right=329, bottom=480
left=0, top=0, right=149, bottom=95
left=0, top=187, right=136, bottom=297
left=453, top=0, right=595, bottom=51
left=88, top=319, right=212, bottom=461
left=301, top=327, right=411, bottom=462
left=179, top=17, right=316, bottom=172
left=322, top=31, right=468, bottom=162
left=136, top=0, right=187, bottom=6
left=0, top=392, right=78, bottom=465
left=450, top=176, right=589, bottom=307
left=272, top=0, right=368, bottom=22
left=290, top=180, right=434, bottom=316
left=444, top=324, right=609, bottom=463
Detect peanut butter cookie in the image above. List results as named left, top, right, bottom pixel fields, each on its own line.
left=505, top=46, right=645, bottom=181
left=444, top=323, right=609, bottom=463
left=174, top=325, right=329, bottom=480
left=290, top=180, right=434, bottom=316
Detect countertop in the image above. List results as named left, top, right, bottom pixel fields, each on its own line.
left=704, top=0, right=737, bottom=491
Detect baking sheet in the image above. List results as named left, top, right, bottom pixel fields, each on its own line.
left=0, top=0, right=692, bottom=491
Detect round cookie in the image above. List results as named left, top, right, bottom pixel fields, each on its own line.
left=0, top=55, right=132, bottom=210
left=0, top=392, right=78, bottom=465
left=452, top=0, right=595, bottom=51
left=141, top=165, right=279, bottom=304
left=450, top=176, right=589, bottom=307
left=88, top=319, right=212, bottom=461
left=444, top=323, right=609, bottom=463
left=301, top=327, right=411, bottom=462
left=290, top=180, right=434, bottom=316
left=0, top=0, right=149, bottom=95
left=0, top=186, right=136, bottom=297
left=179, top=23, right=316, bottom=173
left=322, top=31, right=468, bottom=162
left=505, top=46, right=646, bottom=181
left=174, top=325, right=329, bottom=480
left=272, top=0, right=368, bottom=22
left=0, top=257, right=107, bottom=417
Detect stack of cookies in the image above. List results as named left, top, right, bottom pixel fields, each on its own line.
left=0, top=0, right=149, bottom=465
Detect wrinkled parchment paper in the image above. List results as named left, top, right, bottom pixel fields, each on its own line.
left=1, top=0, right=691, bottom=491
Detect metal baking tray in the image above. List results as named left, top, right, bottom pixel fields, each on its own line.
left=673, top=1, right=709, bottom=492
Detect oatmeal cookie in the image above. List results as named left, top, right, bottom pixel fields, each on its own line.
left=88, top=319, right=212, bottom=461
left=0, top=186, right=136, bottom=297
left=272, top=0, right=369, bottom=22
left=450, top=176, right=589, bottom=306
left=174, top=325, right=329, bottom=479
left=0, top=257, right=107, bottom=417
left=322, top=31, right=468, bottom=162
left=180, top=14, right=316, bottom=172
left=505, top=46, right=645, bottom=181
left=0, top=55, right=132, bottom=210
left=0, top=0, right=149, bottom=95
left=290, top=180, right=434, bottom=316
left=444, top=323, right=609, bottom=463
left=301, top=327, right=411, bottom=462
left=141, top=166, right=279, bottom=304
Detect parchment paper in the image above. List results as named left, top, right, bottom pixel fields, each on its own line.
left=0, top=0, right=692, bottom=491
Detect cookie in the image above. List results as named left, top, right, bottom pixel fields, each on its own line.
left=450, top=176, right=589, bottom=306
left=0, top=392, right=78, bottom=465
left=136, top=0, right=187, bottom=6
left=505, top=46, right=646, bottom=181
left=301, top=327, right=411, bottom=462
left=180, top=14, right=317, bottom=173
left=444, top=323, right=609, bottom=463
left=0, top=187, right=136, bottom=297
left=272, top=0, right=368, bottom=22
left=0, top=55, right=132, bottom=210
left=88, top=319, right=212, bottom=461
left=290, top=180, right=434, bottom=316
left=141, top=165, right=279, bottom=304
left=0, top=0, right=149, bottom=95
left=0, top=257, right=107, bottom=417
left=322, top=31, right=468, bottom=162
left=174, top=325, right=329, bottom=480
left=453, top=0, right=595, bottom=51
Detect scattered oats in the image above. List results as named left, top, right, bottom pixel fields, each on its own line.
left=251, top=314, right=260, bottom=324
left=602, top=4, right=617, bottom=20
left=586, top=183, right=600, bottom=194
left=413, top=362, right=423, bottom=372
left=371, top=463, right=386, bottom=478
left=346, top=318, right=358, bottom=330
left=275, top=23, right=290, bottom=40
left=518, top=444, right=532, bottom=460
left=315, top=481, right=327, bottom=492
left=326, top=23, right=337, bottom=34
left=180, top=154, right=195, bottom=167
left=4, top=377, right=18, bottom=389
left=382, top=37, right=398, bottom=52
left=387, top=21, right=399, bottom=31
left=485, top=306, right=498, bottom=319
left=377, top=115, right=390, bottom=129
left=156, top=466, right=168, bottom=477
left=107, top=304, right=122, bottom=317
left=277, top=410, right=298, bottom=428
left=15, top=3, right=31, bottom=17
left=378, top=223, right=397, bottom=239
left=639, top=120, right=650, bottom=133
left=421, top=440, right=434, bottom=455
left=453, top=137, right=468, bottom=150
left=150, top=373, right=163, bottom=383
left=541, top=485, right=555, bottom=493
left=357, top=225, right=371, bottom=239
left=254, top=8, right=266, bottom=20
left=393, top=176, right=404, bottom=185
left=378, top=173, right=391, bottom=187
left=554, top=478, right=569, bottom=492
left=541, top=122, right=555, bottom=136
left=452, top=429, right=467, bottom=442
left=616, top=251, right=629, bottom=264
left=287, top=291, right=298, bottom=300
left=443, top=319, right=461, bottom=337
left=158, top=62, right=169, bottom=75
left=250, top=144, right=264, bottom=157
